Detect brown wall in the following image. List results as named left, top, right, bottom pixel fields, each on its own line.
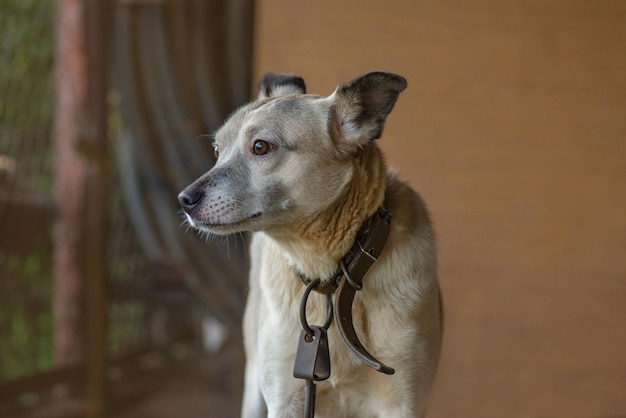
left=254, top=1, right=626, bottom=416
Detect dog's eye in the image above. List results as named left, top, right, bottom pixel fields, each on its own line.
left=213, top=145, right=219, bottom=159
left=252, top=140, right=274, bottom=156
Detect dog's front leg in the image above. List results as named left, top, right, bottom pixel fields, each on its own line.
left=257, top=333, right=305, bottom=418
left=242, top=236, right=268, bottom=418
left=241, top=357, right=267, bottom=418
left=262, top=378, right=304, bottom=418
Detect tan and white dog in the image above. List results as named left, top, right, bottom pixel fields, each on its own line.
left=179, top=72, right=442, bottom=418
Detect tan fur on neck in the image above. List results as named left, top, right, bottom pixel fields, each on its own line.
left=271, top=143, right=387, bottom=279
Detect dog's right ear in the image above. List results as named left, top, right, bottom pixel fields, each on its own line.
left=256, top=73, right=306, bottom=100
left=329, top=71, right=407, bottom=146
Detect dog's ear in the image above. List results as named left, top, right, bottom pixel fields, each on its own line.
left=330, top=71, right=407, bottom=145
left=257, top=73, right=306, bottom=100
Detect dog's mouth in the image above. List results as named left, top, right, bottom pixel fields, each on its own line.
left=184, top=211, right=262, bottom=233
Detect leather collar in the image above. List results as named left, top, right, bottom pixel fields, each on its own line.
left=298, top=203, right=395, bottom=375
left=298, top=205, right=391, bottom=294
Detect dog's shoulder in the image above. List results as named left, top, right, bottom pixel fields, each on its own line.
left=376, top=170, right=438, bottom=291
left=385, top=169, right=435, bottom=244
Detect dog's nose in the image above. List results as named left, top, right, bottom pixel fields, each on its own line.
left=178, top=189, right=203, bottom=212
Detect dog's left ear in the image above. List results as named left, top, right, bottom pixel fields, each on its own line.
left=330, top=71, right=407, bottom=145
left=257, top=72, right=306, bottom=100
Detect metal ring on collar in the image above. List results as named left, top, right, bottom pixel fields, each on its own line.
left=299, top=279, right=333, bottom=336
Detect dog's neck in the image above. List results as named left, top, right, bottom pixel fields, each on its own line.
left=268, top=144, right=387, bottom=280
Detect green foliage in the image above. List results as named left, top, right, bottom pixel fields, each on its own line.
left=0, top=0, right=55, bottom=381
left=0, top=0, right=55, bottom=192
left=0, top=249, right=55, bottom=380
left=0, top=0, right=54, bottom=93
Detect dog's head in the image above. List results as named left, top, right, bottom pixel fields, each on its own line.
left=178, top=71, right=406, bottom=235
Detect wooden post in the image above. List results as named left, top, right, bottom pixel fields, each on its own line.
left=53, top=0, right=89, bottom=371
left=83, top=1, right=111, bottom=417
left=53, top=0, right=110, bottom=416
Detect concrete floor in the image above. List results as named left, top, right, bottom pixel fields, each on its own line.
left=109, top=342, right=244, bottom=418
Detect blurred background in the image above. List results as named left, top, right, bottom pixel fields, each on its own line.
left=0, top=0, right=624, bottom=417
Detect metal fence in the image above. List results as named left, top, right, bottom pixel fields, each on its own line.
left=0, top=0, right=253, bottom=416
left=0, top=0, right=56, bottom=381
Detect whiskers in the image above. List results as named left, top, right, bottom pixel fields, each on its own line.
left=196, top=228, right=220, bottom=244
left=227, top=231, right=248, bottom=258
left=177, top=209, right=247, bottom=259
left=178, top=209, right=195, bottom=232
left=177, top=211, right=246, bottom=257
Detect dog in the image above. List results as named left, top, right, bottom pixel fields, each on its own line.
left=178, top=71, right=442, bottom=418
